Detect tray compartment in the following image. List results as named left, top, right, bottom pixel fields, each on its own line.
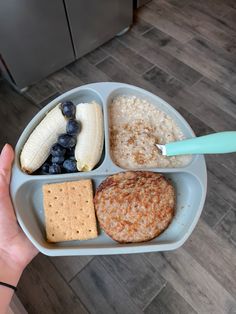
left=13, top=171, right=205, bottom=255
left=15, top=87, right=107, bottom=175
left=106, top=86, right=196, bottom=170
left=13, top=175, right=106, bottom=252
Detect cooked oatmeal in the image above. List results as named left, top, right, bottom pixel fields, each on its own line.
left=109, top=95, right=191, bottom=168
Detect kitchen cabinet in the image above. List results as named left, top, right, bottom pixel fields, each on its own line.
left=0, top=0, right=133, bottom=89
left=0, top=0, right=74, bottom=89
left=65, top=0, right=133, bottom=58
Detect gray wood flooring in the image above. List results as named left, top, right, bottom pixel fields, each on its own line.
left=1, top=0, right=236, bottom=313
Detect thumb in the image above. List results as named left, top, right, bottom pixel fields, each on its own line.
left=0, top=144, right=16, bottom=221
left=0, top=144, right=15, bottom=185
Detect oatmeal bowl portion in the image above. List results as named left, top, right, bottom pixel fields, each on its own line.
left=108, top=88, right=193, bottom=171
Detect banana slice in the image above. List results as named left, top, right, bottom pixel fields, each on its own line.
left=75, top=102, right=104, bottom=171
left=20, top=104, right=67, bottom=173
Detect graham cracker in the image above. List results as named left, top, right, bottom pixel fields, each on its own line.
left=43, top=180, right=98, bottom=242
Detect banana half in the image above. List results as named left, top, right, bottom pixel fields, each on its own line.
left=20, top=102, right=104, bottom=174
left=75, top=102, right=104, bottom=171
left=20, top=104, right=67, bottom=174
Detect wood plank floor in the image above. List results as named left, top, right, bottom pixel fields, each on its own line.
left=1, top=1, right=236, bottom=313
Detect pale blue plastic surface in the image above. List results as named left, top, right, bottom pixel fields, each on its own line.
left=166, top=131, right=236, bottom=156
left=10, top=83, right=207, bottom=256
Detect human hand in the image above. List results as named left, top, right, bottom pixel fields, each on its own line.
left=0, top=144, right=38, bottom=274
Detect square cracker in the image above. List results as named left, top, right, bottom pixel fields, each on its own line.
left=43, top=180, right=97, bottom=242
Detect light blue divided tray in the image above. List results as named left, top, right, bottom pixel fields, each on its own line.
left=10, top=83, right=207, bottom=256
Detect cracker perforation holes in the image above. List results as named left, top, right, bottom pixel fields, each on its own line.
left=55, top=211, right=58, bottom=214
left=49, top=204, right=52, bottom=207
left=71, top=187, right=75, bottom=190
left=76, top=230, right=80, bottom=234
left=62, top=218, right=65, bottom=221
left=74, top=216, right=77, bottom=219
left=73, top=201, right=76, bottom=205
left=59, top=188, right=63, bottom=192
left=48, top=190, right=51, bottom=194
left=52, top=233, right=55, bottom=237
left=54, top=196, right=57, bottom=200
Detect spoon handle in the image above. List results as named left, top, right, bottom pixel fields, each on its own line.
left=165, top=131, right=236, bottom=156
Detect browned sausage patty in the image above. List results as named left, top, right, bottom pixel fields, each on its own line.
left=94, top=171, right=175, bottom=243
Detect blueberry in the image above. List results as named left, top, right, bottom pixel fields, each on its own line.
left=58, top=134, right=76, bottom=148
left=63, top=158, right=78, bottom=173
left=41, top=163, right=50, bottom=174
left=60, top=101, right=76, bottom=118
left=52, top=155, right=64, bottom=164
left=66, top=147, right=75, bottom=157
left=66, top=119, right=81, bottom=135
left=49, top=163, right=61, bottom=174
left=51, top=143, right=66, bottom=157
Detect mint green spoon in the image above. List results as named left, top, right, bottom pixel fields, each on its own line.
left=156, top=131, right=236, bottom=156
